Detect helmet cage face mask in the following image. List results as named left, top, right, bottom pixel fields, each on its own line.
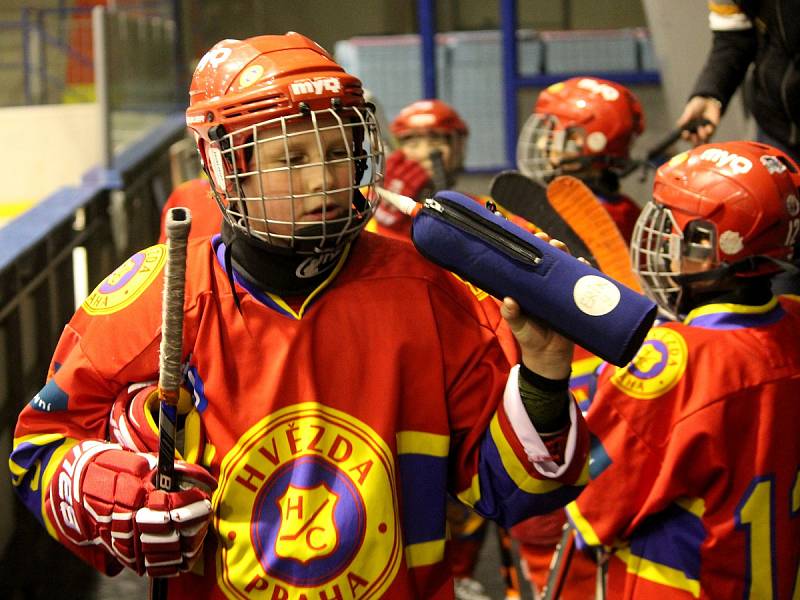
left=517, top=114, right=585, bottom=185
left=631, top=202, right=686, bottom=319
left=206, top=104, right=384, bottom=254
left=397, top=130, right=465, bottom=185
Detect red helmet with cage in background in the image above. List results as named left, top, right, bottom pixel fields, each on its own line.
left=517, top=77, right=644, bottom=185
left=632, top=140, right=800, bottom=319
left=185, top=32, right=384, bottom=254
left=390, top=99, right=469, bottom=186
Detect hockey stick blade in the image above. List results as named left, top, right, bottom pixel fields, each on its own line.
left=489, top=170, right=596, bottom=266
left=546, top=176, right=641, bottom=292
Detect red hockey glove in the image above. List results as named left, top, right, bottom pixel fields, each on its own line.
left=109, top=383, right=205, bottom=464
left=49, top=441, right=216, bottom=577
left=384, top=150, right=433, bottom=202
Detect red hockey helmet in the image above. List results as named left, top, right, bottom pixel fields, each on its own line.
left=185, top=32, right=384, bottom=254
left=389, top=99, right=469, bottom=185
left=517, top=77, right=644, bottom=184
left=390, top=99, right=469, bottom=138
left=632, top=141, right=800, bottom=318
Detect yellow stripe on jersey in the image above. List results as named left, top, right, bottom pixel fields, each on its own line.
left=11, top=434, right=79, bottom=538
left=577, top=454, right=591, bottom=486
left=572, top=355, right=604, bottom=376
left=457, top=473, right=482, bottom=508
left=684, top=297, right=778, bottom=324
left=40, top=439, right=80, bottom=538
left=457, top=413, right=564, bottom=509
left=616, top=547, right=702, bottom=598
left=675, top=496, right=706, bottom=519
left=365, top=218, right=379, bottom=233
left=396, top=431, right=450, bottom=457
left=10, top=433, right=68, bottom=486
left=566, top=501, right=603, bottom=547
left=265, top=242, right=352, bottom=319
left=708, top=0, right=742, bottom=15
left=489, top=412, right=564, bottom=494
left=405, top=538, right=446, bottom=568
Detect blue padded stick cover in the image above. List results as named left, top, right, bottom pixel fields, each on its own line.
left=410, top=190, right=657, bottom=366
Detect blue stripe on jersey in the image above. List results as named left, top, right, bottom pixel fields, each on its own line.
left=569, top=372, right=595, bottom=390
left=9, top=435, right=68, bottom=525
left=28, top=379, right=69, bottom=413
left=472, top=431, right=583, bottom=528
left=627, top=502, right=705, bottom=581
left=213, top=238, right=297, bottom=318
left=186, top=365, right=208, bottom=413
left=397, top=454, right=447, bottom=545
left=212, top=236, right=349, bottom=319
left=588, top=433, right=612, bottom=480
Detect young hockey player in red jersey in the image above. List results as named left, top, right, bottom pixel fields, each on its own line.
left=517, top=77, right=645, bottom=243
left=563, top=140, right=800, bottom=598
left=371, top=98, right=536, bottom=244
left=9, top=33, right=589, bottom=600
left=369, top=99, right=468, bottom=240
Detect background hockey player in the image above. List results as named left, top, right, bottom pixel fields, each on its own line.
left=517, top=76, right=645, bottom=243
left=565, top=140, right=800, bottom=598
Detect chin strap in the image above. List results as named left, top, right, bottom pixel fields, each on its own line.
left=670, top=256, right=798, bottom=317
left=219, top=220, right=347, bottom=299
left=675, top=255, right=800, bottom=287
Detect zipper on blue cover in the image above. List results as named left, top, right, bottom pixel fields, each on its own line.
left=423, top=198, right=543, bottom=265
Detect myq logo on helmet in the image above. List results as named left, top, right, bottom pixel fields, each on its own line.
left=699, top=147, right=753, bottom=174
left=289, top=77, right=341, bottom=97
left=576, top=78, right=620, bottom=101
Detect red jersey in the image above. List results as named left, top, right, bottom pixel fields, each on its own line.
left=596, top=192, right=640, bottom=244
left=158, top=178, right=220, bottom=243
left=567, top=296, right=800, bottom=599
left=11, top=233, right=588, bottom=599
left=367, top=192, right=539, bottom=364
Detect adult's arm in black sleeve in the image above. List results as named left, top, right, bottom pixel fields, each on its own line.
left=689, top=28, right=759, bottom=111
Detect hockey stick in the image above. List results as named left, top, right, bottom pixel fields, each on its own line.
left=645, top=118, right=712, bottom=166
left=429, top=149, right=449, bottom=192
left=151, top=207, right=192, bottom=600
left=496, top=526, right=522, bottom=599
left=618, top=118, right=713, bottom=178
left=489, top=170, right=596, bottom=267
left=540, top=523, right=577, bottom=600
left=546, top=176, right=641, bottom=292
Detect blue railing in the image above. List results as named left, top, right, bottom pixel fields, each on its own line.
left=0, top=112, right=190, bottom=599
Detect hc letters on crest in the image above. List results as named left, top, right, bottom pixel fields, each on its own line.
left=215, top=404, right=401, bottom=599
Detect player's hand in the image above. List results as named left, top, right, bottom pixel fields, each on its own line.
left=677, top=96, right=721, bottom=146
left=383, top=149, right=434, bottom=202
left=110, top=384, right=205, bottom=464
left=501, top=232, right=575, bottom=379
left=49, top=442, right=216, bottom=577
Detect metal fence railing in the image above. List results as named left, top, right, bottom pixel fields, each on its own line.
left=0, top=112, right=194, bottom=600
left=0, top=1, right=178, bottom=108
